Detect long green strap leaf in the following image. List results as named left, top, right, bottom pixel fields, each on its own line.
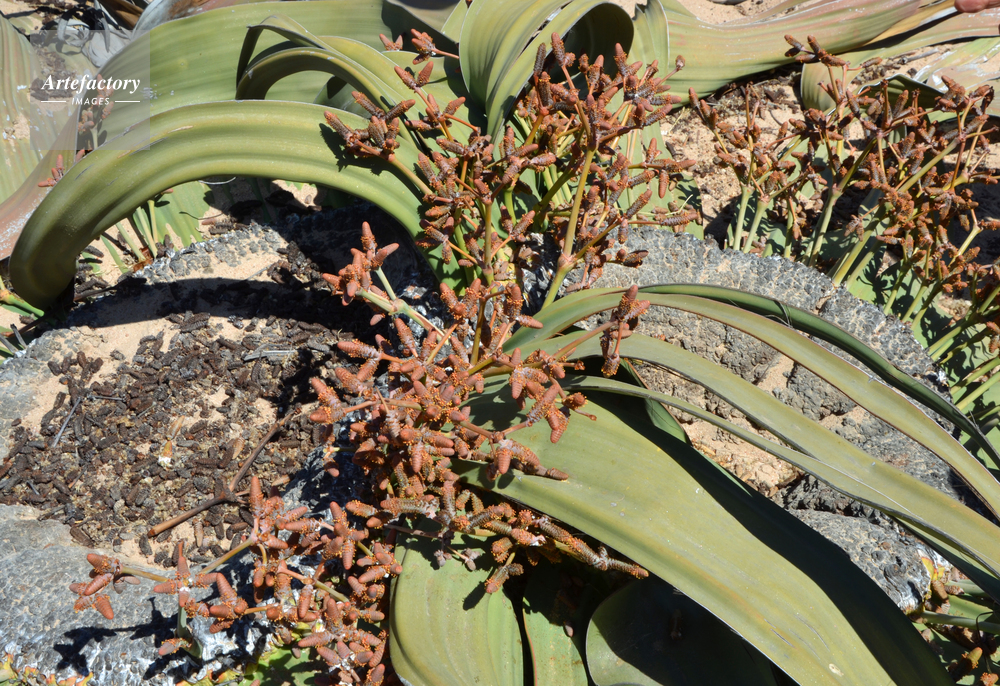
left=99, top=1, right=402, bottom=137
left=642, top=0, right=927, bottom=98
left=641, top=283, right=1000, bottom=470
left=236, top=16, right=416, bottom=120
left=587, top=577, right=780, bottom=686
left=235, top=23, right=436, bottom=152
left=3, top=0, right=404, bottom=258
left=459, top=0, right=633, bottom=142
left=0, top=17, right=46, bottom=205
left=9, top=101, right=435, bottom=306
left=559, top=370, right=1000, bottom=601
left=522, top=560, right=595, bottom=686
left=457, top=382, right=951, bottom=686
left=508, top=284, right=1000, bottom=484
left=801, top=13, right=1000, bottom=113
left=644, top=291, right=1000, bottom=517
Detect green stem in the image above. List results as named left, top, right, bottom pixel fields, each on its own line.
left=147, top=200, right=160, bottom=244
left=120, top=565, right=171, bottom=584
left=282, top=567, right=350, bottom=603
left=562, top=147, right=596, bottom=260
left=741, top=196, right=770, bottom=254
left=921, top=611, right=1000, bottom=635
left=883, top=258, right=910, bottom=313
left=482, top=201, right=494, bottom=285
left=375, top=267, right=398, bottom=301
left=448, top=218, right=478, bottom=286
left=911, top=282, right=945, bottom=331
left=956, top=369, right=1000, bottom=411
left=503, top=187, right=515, bottom=229
left=927, top=316, right=979, bottom=359
left=101, top=235, right=129, bottom=276
left=390, top=157, right=434, bottom=197
left=198, top=538, right=255, bottom=575
left=470, top=298, right=487, bottom=365
left=939, top=329, right=988, bottom=365
left=956, top=355, right=1000, bottom=390
left=541, top=262, right=570, bottom=309
left=958, top=226, right=982, bottom=256
left=0, top=289, right=45, bottom=318
left=359, top=289, right=443, bottom=335
left=782, top=199, right=796, bottom=260
left=730, top=186, right=751, bottom=250
left=807, top=134, right=881, bottom=267
left=530, top=166, right=576, bottom=231
left=831, top=231, right=872, bottom=286
left=898, top=135, right=966, bottom=194
left=132, top=207, right=157, bottom=255
left=807, top=189, right=842, bottom=267
left=902, top=280, right=930, bottom=322
left=975, top=406, right=1000, bottom=433
left=981, top=281, right=1000, bottom=313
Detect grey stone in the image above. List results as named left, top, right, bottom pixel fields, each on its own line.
left=789, top=510, right=932, bottom=613
left=0, top=505, right=189, bottom=685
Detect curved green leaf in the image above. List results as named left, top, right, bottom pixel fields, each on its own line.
left=646, top=291, right=1000, bottom=517
left=586, top=577, right=779, bottom=686
left=9, top=101, right=432, bottom=307
left=99, top=1, right=402, bottom=136
left=235, top=18, right=484, bottom=149
left=0, top=16, right=44, bottom=204
left=236, top=17, right=412, bottom=108
left=459, top=0, right=633, bottom=141
left=0, top=17, right=78, bottom=258
left=522, top=561, right=597, bottom=686
left=456, top=382, right=951, bottom=686
left=558, top=369, right=1000, bottom=602
left=390, top=530, right=523, bottom=686
left=508, top=284, right=1000, bottom=476
left=238, top=43, right=408, bottom=108
left=235, top=21, right=427, bottom=151
left=238, top=23, right=468, bottom=124
left=641, top=284, right=1000, bottom=470
left=638, top=0, right=930, bottom=99
left=384, top=0, right=468, bottom=43
left=559, top=329, right=1000, bottom=589
left=4, top=0, right=403, bottom=258
left=801, top=13, right=1000, bottom=113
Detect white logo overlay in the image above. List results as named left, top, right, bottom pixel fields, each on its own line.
left=25, top=28, right=152, bottom=153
